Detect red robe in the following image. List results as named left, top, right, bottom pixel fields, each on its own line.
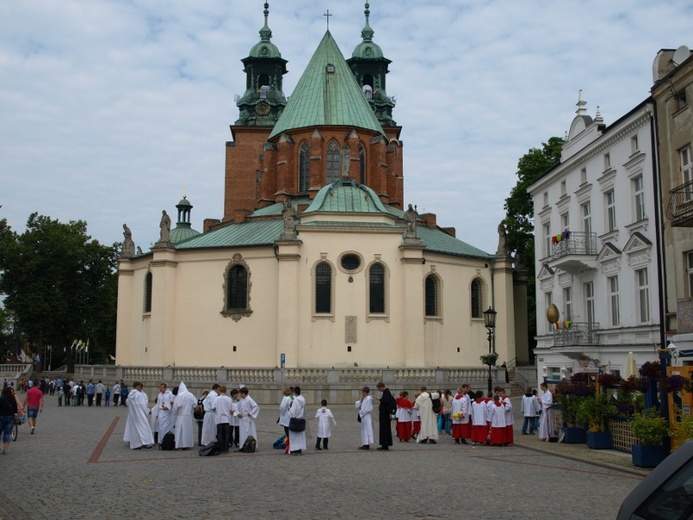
left=395, top=397, right=413, bottom=441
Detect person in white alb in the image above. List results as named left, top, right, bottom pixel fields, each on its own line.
left=201, top=384, right=219, bottom=446
left=238, top=387, right=260, bottom=450
left=288, top=386, right=307, bottom=455
left=213, top=386, right=233, bottom=453
left=123, top=382, right=154, bottom=450
left=315, top=399, right=336, bottom=450
left=538, top=382, right=554, bottom=441
left=356, top=386, right=375, bottom=450
left=155, top=383, right=175, bottom=442
left=172, top=381, right=196, bottom=449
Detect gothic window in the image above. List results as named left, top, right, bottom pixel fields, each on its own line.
left=359, top=144, right=366, bottom=184
left=227, top=265, right=248, bottom=311
left=369, top=263, right=385, bottom=314
left=315, top=262, right=332, bottom=314
left=222, top=255, right=252, bottom=320
left=425, top=274, right=440, bottom=317
left=144, top=272, right=152, bottom=313
left=299, top=142, right=310, bottom=193
left=471, top=278, right=483, bottom=318
left=363, top=74, right=374, bottom=88
left=326, top=140, right=340, bottom=183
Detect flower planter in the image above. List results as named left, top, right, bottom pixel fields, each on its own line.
left=586, top=431, right=611, bottom=449
left=562, top=427, right=586, bottom=444
left=631, top=444, right=670, bottom=468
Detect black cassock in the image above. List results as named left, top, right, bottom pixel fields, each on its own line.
left=378, top=388, right=396, bottom=447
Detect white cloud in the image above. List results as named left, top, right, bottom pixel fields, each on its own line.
left=0, top=0, right=691, bottom=253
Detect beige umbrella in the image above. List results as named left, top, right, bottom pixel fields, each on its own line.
left=625, top=352, right=638, bottom=378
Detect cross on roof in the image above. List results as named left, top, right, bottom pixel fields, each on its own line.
left=324, top=9, right=332, bottom=30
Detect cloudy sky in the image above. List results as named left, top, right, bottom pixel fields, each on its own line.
left=1, top=1, right=691, bottom=254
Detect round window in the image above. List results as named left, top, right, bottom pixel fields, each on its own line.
left=340, top=254, right=361, bottom=271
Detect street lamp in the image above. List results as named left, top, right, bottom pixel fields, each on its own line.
left=483, top=306, right=497, bottom=395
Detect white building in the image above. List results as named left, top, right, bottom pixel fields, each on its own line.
left=528, top=92, right=661, bottom=383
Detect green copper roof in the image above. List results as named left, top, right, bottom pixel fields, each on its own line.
left=352, top=2, right=384, bottom=59
left=170, top=226, right=201, bottom=244
left=175, top=219, right=283, bottom=249
left=268, top=31, right=385, bottom=139
left=248, top=3, right=282, bottom=59
left=303, top=179, right=391, bottom=214
left=417, top=226, right=491, bottom=259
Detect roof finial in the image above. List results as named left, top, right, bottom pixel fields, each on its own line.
left=575, top=89, right=587, bottom=116
left=324, top=9, right=332, bottom=31
left=259, top=2, right=272, bottom=42
left=361, top=2, right=374, bottom=42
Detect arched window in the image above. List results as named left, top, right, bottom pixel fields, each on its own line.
left=363, top=74, right=374, bottom=88
left=425, top=274, right=439, bottom=317
left=258, top=74, right=269, bottom=90
left=471, top=278, right=483, bottom=318
left=315, top=262, right=332, bottom=314
left=369, top=263, right=385, bottom=314
left=144, top=272, right=152, bottom=313
left=299, top=142, right=310, bottom=192
left=227, top=265, right=248, bottom=311
left=359, top=144, right=366, bottom=184
left=326, top=140, right=340, bottom=183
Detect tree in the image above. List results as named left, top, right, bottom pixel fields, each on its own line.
left=503, top=137, right=563, bottom=354
left=0, top=213, right=118, bottom=370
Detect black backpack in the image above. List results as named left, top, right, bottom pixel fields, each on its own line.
left=431, top=395, right=441, bottom=414
left=199, top=441, right=223, bottom=456
left=238, top=435, right=256, bottom=453
left=159, top=431, right=175, bottom=451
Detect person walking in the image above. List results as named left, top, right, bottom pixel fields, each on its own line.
left=0, top=387, right=19, bottom=455
left=23, top=379, right=44, bottom=435
left=95, top=380, right=105, bottom=407
left=288, top=386, right=306, bottom=455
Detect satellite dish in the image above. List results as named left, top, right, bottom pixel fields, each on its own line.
left=672, top=45, right=690, bottom=66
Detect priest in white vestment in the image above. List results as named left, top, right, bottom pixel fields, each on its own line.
left=414, top=387, right=439, bottom=444
left=238, top=387, right=260, bottom=449
left=538, top=382, right=554, bottom=441
left=123, top=382, right=154, bottom=450
left=355, top=386, right=374, bottom=449
left=172, top=381, right=196, bottom=449
left=288, top=386, right=307, bottom=455
left=201, top=384, right=219, bottom=446
left=155, top=383, right=175, bottom=439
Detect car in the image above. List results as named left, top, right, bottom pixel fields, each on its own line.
left=617, top=440, right=693, bottom=519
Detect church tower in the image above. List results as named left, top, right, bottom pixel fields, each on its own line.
left=347, top=2, right=396, bottom=127
left=234, top=2, right=288, bottom=126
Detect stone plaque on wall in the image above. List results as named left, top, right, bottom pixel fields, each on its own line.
left=678, top=299, right=693, bottom=334
left=345, top=316, right=357, bottom=343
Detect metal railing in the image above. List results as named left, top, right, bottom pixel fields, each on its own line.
left=551, top=231, right=598, bottom=258
left=667, top=180, right=693, bottom=225
left=552, top=322, right=600, bottom=346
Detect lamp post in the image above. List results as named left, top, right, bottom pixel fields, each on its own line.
left=483, top=306, right=497, bottom=396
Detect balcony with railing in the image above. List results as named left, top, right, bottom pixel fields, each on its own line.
left=549, top=231, right=598, bottom=271
left=667, top=180, right=693, bottom=226
left=552, top=321, right=600, bottom=346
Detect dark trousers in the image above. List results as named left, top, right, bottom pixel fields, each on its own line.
left=231, top=425, right=240, bottom=447
left=217, top=423, right=230, bottom=452
left=96, top=394, right=102, bottom=407
left=87, top=394, right=94, bottom=406
left=114, top=394, right=120, bottom=406
left=315, top=437, right=329, bottom=449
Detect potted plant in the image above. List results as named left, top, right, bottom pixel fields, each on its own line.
left=578, top=393, right=617, bottom=449
left=480, top=353, right=498, bottom=366
left=630, top=408, right=670, bottom=467
left=556, top=382, right=593, bottom=443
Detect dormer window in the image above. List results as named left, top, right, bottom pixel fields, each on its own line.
left=326, top=64, right=335, bottom=74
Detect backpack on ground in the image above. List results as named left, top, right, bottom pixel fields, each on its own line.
left=239, top=435, right=256, bottom=453
left=199, top=441, right=223, bottom=456
left=273, top=435, right=287, bottom=450
left=431, top=395, right=441, bottom=414
left=159, top=431, right=175, bottom=451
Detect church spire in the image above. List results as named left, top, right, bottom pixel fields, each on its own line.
left=259, top=2, right=272, bottom=43
left=360, top=2, right=374, bottom=43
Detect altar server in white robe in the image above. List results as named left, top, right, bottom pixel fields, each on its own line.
left=414, top=387, right=439, bottom=444
left=201, top=384, right=219, bottom=446
left=356, top=386, right=375, bottom=449
left=288, top=386, right=307, bottom=455
left=172, top=381, right=196, bottom=449
left=538, top=382, right=554, bottom=441
left=155, top=383, right=175, bottom=439
left=315, top=399, right=336, bottom=450
left=123, top=382, right=154, bottom=450
left=238, top=387, right=260, bottom=449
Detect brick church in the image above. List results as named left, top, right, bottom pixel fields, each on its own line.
left=115, top=3, right=527, bottom=370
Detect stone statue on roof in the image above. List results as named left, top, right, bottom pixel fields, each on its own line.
left=281, top=199, right=298, bottom=239
left=121, top=224, right=135, bottom=258
left=341, top=146, right=351, bottom=178
left=159, top=210, right=171, bottom=244
left=496, top=220, right=508, bottom=257
left=404, top=204, right=418, bottom=238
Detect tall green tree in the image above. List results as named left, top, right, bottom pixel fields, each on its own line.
left=503, top=137, right=563, bottom=354
left=0, top=213, right=118, bottom=369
